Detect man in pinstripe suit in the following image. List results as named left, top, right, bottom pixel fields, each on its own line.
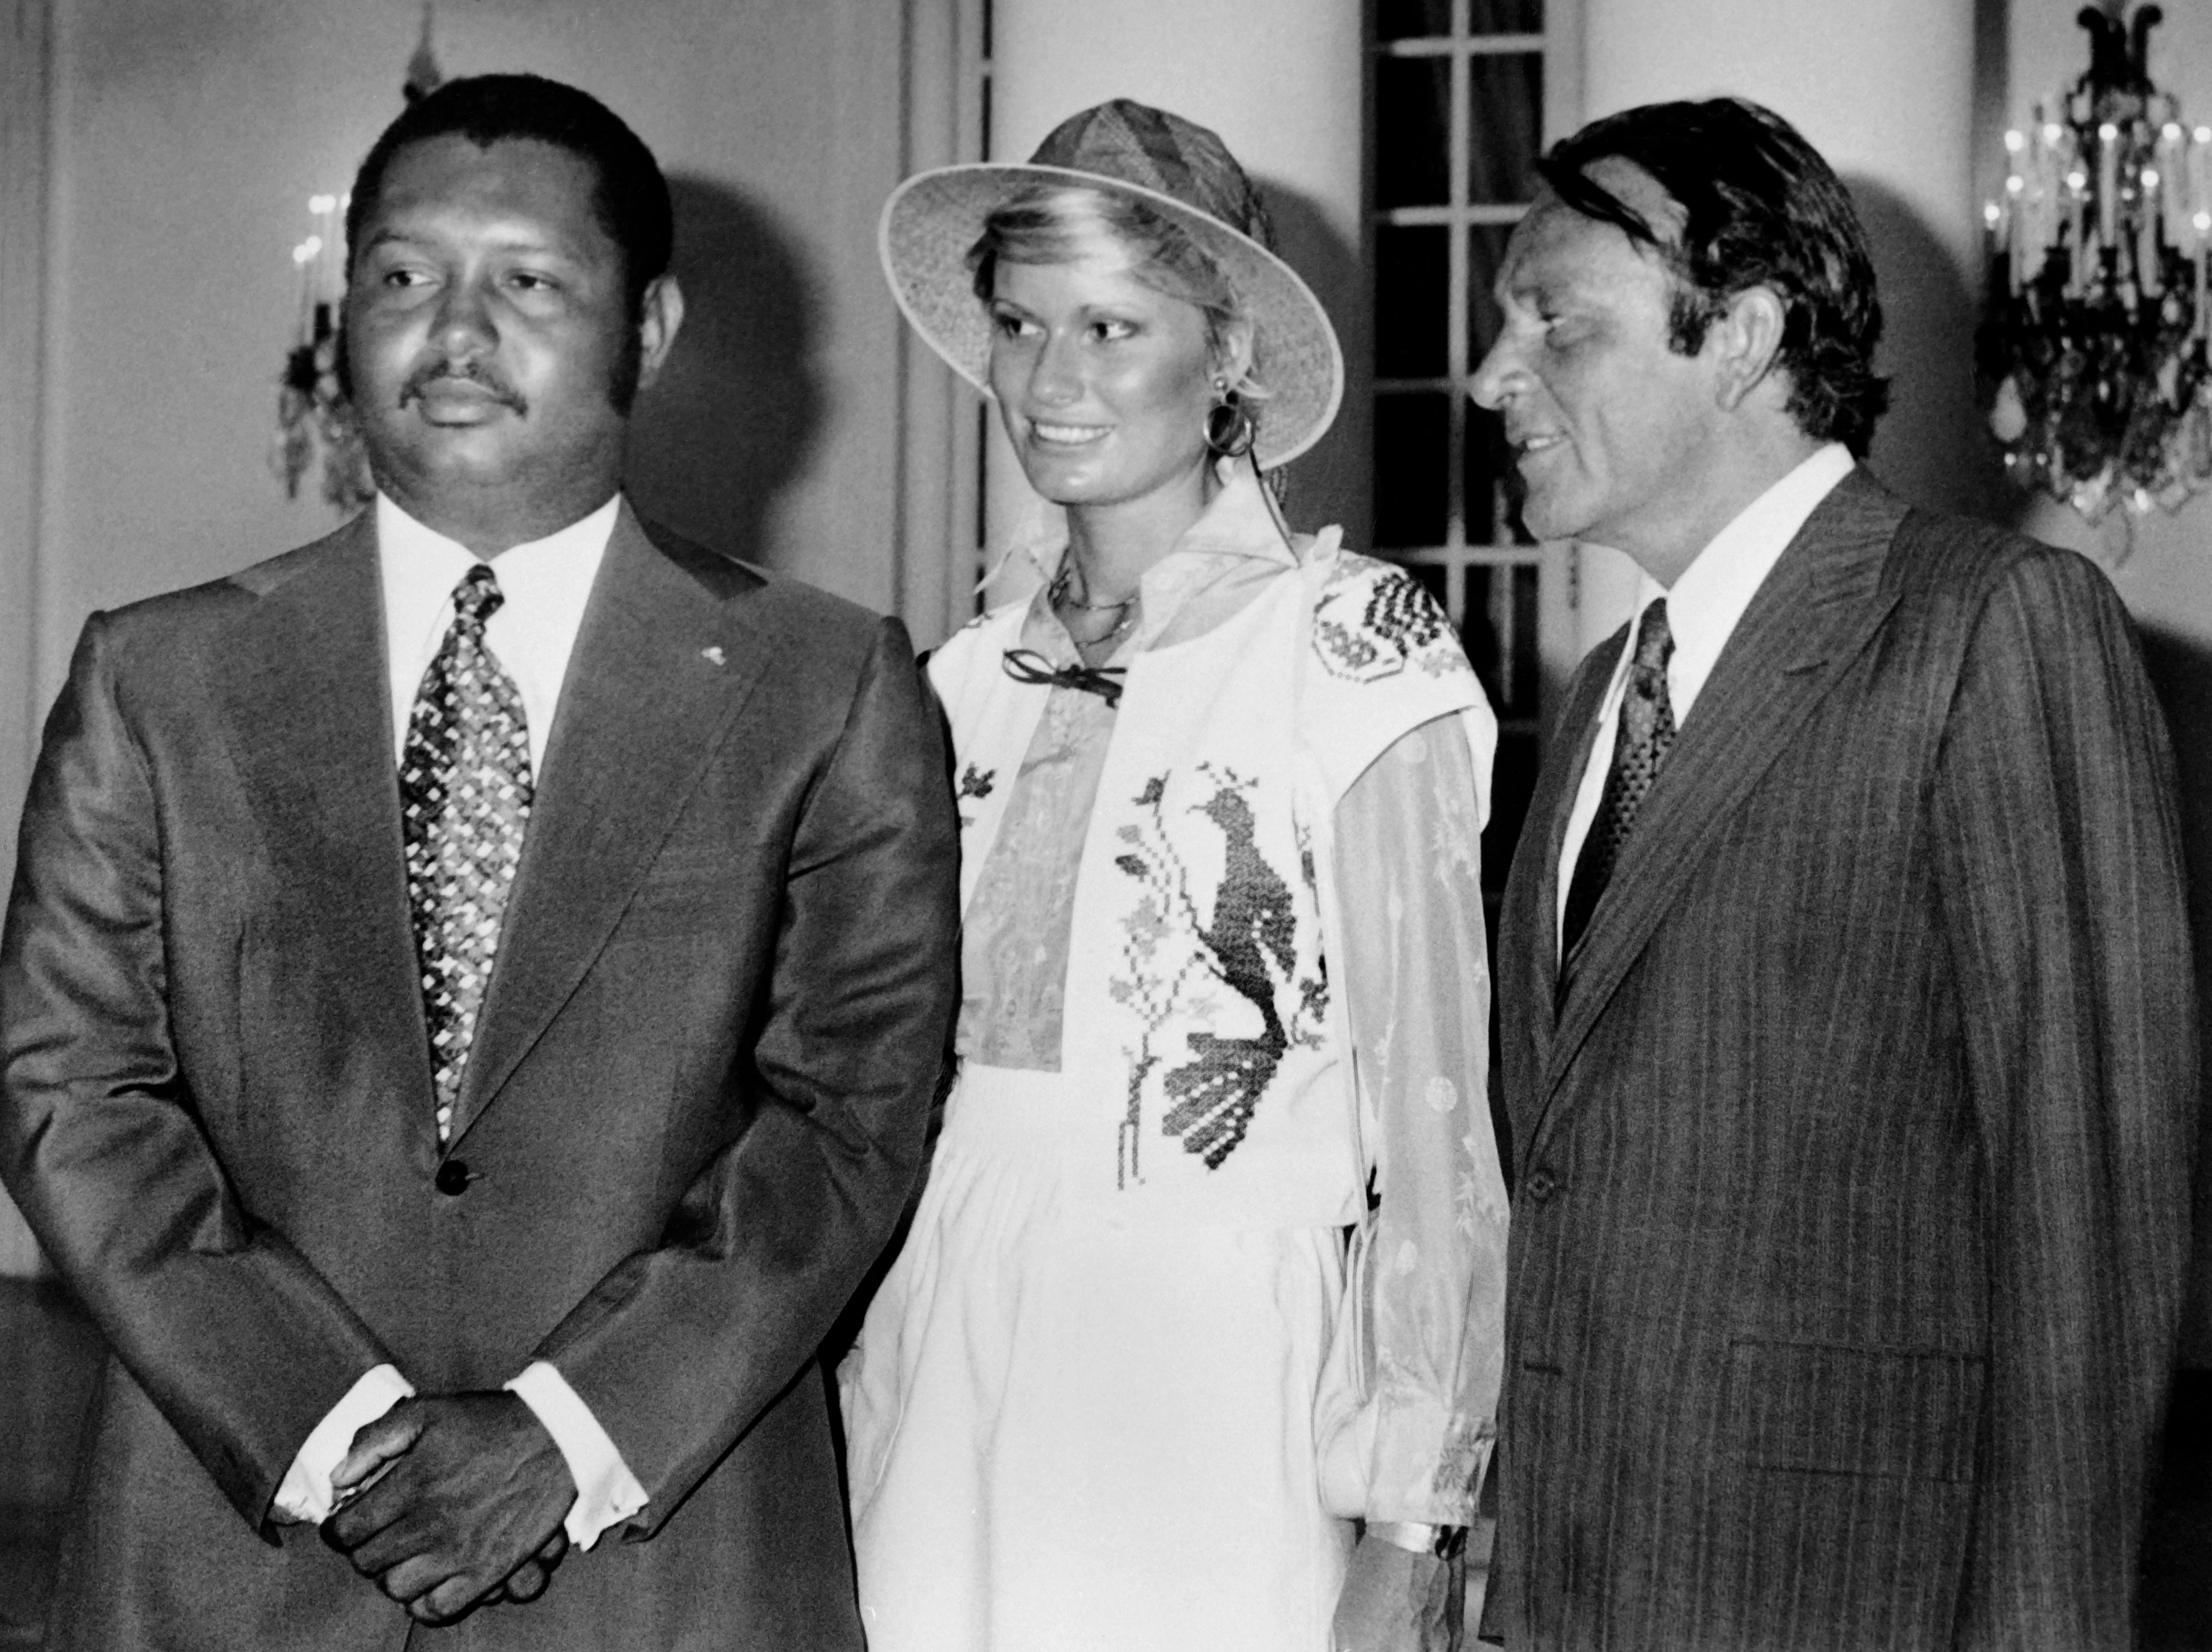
left=1471, top=97, right=2196, bottom=1650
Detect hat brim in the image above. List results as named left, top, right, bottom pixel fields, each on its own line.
left=880, top=162, right=1346, bottom=472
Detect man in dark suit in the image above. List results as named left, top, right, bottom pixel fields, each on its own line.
left=1471, top=98, right=2196, bottom=1650
left=0, top=74, right=958, bottom=1648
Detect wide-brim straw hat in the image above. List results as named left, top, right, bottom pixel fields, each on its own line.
left=880, top=98, right=1345, bottom=472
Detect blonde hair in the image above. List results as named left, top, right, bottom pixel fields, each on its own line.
left=967, top=185, right=1270, bottom=404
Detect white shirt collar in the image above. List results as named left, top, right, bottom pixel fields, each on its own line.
left=1554, top=443, right=1854, bottom=960
left=1632, top=441, right=1855, bottom=727
left=375, top=492, right=622, bottom=777
left=1003, top=458, right=1301, bottom=585
left=1014, top=460, right=1326, bottom=662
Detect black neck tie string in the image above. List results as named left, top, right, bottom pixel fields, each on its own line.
left=1001, top=647, right=1127, bottom=708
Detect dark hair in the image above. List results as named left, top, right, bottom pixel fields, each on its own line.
left=968, top=186, right=1268, bottom=402
left=344, top=73, right=673, bottom=319
left=1538, top=97, right=1889, bottom=454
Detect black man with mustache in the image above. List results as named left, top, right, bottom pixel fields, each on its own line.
left=0, top=72, right=958, bottom=1650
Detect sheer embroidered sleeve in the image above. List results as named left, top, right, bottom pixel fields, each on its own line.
left=1321, top=712, right=1509, bottom=1526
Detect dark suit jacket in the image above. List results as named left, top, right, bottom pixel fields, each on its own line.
left=0, top=503, right=961, bottom=1650
left=1486, top=471, right=2197, bottom=1651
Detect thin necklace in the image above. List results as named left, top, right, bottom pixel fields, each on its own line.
left=1048, top=559, right=1135, bottom=612
left=1049, top=559, right=1138, bottom=649
left=1078, top=606, right=1137, bottom=644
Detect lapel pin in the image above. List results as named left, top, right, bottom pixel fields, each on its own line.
left=701, top=646, right=726, bottom=667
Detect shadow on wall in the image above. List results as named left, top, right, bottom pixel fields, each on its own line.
left=624, top=174, right=825, bottom=573
left=2140, top=629, right=2212, bottom=1652
left=1843, top=173, right=2008, bottom=524
left=2138, top=627, right=2212, bottom=1376
left=1253, top=176, right=1369, bottom=550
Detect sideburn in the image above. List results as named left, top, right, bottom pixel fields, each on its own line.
left=608, top=315, right=644, bottom=415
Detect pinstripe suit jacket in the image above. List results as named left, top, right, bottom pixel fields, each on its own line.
left=1486, top=470, right=2197, bottom=1651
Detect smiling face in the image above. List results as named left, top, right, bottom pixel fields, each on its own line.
left=344, top=133, right=679, bottom=552
left=1471, top=158, right=1727, bottom=569
left=985, top=224, right=1228, bottom=525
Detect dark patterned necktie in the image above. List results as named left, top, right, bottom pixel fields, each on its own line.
left=1561, top=597, right=1675, bottom=966
left=400, top=565, right=534, bottom=1142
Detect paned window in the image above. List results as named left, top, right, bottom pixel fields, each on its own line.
left=1370, top=0, right=1578, bottom=909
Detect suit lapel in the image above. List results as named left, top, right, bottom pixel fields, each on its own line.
left=1519, top=643, right=1619, bottom=1074
left=448, top=505, right=770, bottom=1142
left=1532, top=471, right=1909, bottom=1143
left=217, top=513, right=436, bottom=1112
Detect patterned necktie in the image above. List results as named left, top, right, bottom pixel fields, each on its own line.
left=400, top=565, right=534, bottom=1142
left=1561, top=597, right=1675, bottom=966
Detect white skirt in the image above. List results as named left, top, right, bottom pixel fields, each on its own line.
left=843, top=1064, right=1354, bottom=1652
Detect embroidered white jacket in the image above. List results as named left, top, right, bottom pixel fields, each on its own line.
left=928, top=467, right=1509, bottom=1523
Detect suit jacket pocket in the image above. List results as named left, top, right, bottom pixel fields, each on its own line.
left=1727, top=1337, right=1982, bottom=1482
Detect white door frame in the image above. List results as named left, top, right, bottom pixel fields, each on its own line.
left=891, top=0, right=988, bottom=649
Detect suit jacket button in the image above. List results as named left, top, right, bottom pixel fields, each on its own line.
left=1525, top=1168, right=1558, bottom=1201
left=435, top=1160, right=470, bottom=1196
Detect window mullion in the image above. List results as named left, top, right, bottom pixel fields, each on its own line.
left=1446, top=0, right=1471, bottom=603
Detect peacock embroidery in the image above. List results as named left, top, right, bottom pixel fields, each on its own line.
left=1108, top=764, right=1327, bottom=1186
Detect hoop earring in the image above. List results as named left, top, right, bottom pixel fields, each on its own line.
left=1203, top=379, right=1256, bottom=459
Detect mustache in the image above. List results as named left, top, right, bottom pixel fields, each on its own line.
left=399, top=358, right=527, bottom=414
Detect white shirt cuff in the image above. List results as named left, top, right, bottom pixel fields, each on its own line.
left=505, top=1360, right=648, bottom=1551
left=272, top=1363, right=417, bottom=1524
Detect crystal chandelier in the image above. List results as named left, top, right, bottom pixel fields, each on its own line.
left=1978, top=2, right=2211, bottom=524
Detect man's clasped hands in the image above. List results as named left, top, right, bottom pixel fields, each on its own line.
left=316, top=1393, right=578, bottom=1625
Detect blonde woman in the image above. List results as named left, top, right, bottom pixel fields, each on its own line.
left=843, top=101, right=1508, bottom=1652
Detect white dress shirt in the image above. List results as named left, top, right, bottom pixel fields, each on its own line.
left=1557, top=443, right=1855, bottom=958
left=273, top=491, right=648, bottom=1550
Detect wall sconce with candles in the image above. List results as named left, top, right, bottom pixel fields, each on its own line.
left=269, top=191, right=373, bottom=510
left=1978, top=2, right=2211, bottom=526
left=267, top=3, right=445, bottom=511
